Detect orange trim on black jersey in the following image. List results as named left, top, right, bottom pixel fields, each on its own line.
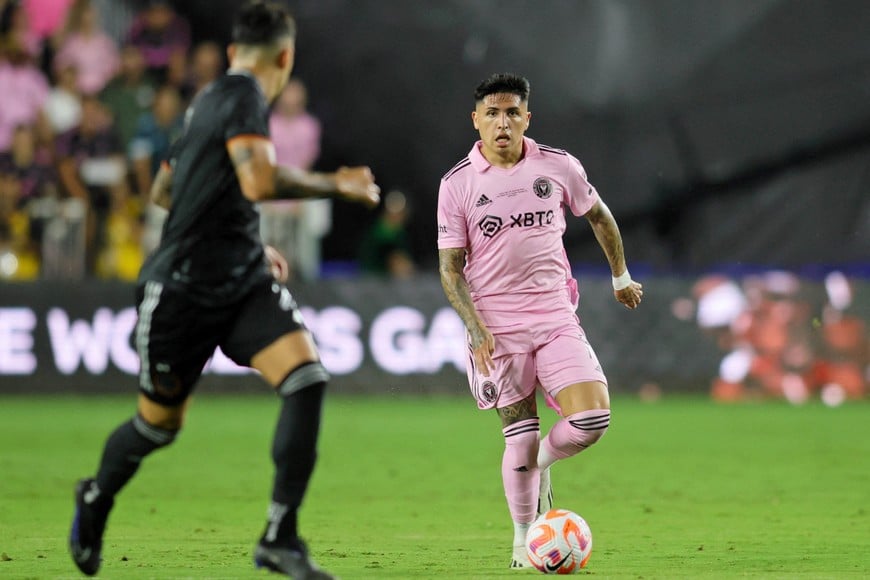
left=225, top=133, right=271, bottom=147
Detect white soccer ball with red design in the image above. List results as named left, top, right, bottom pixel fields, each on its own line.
left=525, top=509, right=592, bottom=574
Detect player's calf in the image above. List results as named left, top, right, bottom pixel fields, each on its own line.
left=502, top=417, right=541, bottom=567
left=69, top=415, right=178, bottom=575
left=261, top=362, right=329, bottom=549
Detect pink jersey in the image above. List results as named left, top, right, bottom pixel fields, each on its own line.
left=437, top=137, right=600, bottom=312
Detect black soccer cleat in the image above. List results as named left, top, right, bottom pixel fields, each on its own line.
left=69, top=478, right=113, bottom=576
left=254, top=541, right=337, bottom=579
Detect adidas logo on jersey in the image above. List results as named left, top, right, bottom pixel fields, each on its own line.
left=476, top=194, right=492, bottom=207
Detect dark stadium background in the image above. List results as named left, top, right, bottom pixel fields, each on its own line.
left=174, top=0, right=870, bottom=271
left=1, top=0, right=868, bottom=400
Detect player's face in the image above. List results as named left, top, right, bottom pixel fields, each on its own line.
left=472, top=93, right=531, bottom=159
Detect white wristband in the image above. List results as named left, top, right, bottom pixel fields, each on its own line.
left=612, top=270, right=632, bottom=291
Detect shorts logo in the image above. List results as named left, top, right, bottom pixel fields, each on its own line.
left=477, top=215, right=503, bottom=238
left=482, top=381, right=497, bottom=403
left=533, top=177, right=553, bottom=199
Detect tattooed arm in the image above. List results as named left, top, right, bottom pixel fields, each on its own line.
left=438, top=247, right=495, bottom=375
left=226, top=135, right=380, bottom=207
left=584, top=199, right=643, bottom=309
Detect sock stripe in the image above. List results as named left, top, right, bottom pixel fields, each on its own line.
left=569, top=411, right=611, bottom=431
left=132, top=415, right=177, bottom=445
left=504, top=425, right=541, bottom=438
left=569, top=419, right=610, bottom=431
left=503, top=418, right=540, bottom=438
left=278, top=362, right=330, bottom=397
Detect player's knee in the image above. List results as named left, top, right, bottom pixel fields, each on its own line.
left=502, top=417, right=541, bottom=464
left=565, top=410, right=610, bottom=448
left=277, top=361, right=329, bottom=398
left=132, top=414, right=180, bottom=448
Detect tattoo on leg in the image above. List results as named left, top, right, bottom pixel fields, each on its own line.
left=497, top=392, right=538, bottom=428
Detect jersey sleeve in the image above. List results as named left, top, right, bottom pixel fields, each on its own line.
left=223, top=85, right=270, bottom=143
left=436, top=179, right=467, bottom=249
left=562, top=153, right=600, bottom=216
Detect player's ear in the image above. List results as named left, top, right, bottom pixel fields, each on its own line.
left=227, top=44, right=236, bottom=63
left=277, top=47, right=294, bottom=70
left=471, top=111, right=479, bottom=130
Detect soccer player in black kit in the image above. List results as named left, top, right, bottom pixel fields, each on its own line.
left=68, top=2, right=379, bottom=578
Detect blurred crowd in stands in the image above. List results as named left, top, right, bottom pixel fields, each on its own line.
left=673, top=271, right=868, bottom=404
left=0, top=0, right=348, bottom=282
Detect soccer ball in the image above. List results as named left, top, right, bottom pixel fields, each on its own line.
left=525, top=509, right=592, bottom=574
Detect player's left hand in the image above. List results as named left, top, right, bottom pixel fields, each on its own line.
left=264, top=245, right=289, bottom=283
left=335, top=166, right=381, bottom=208
left=614, top=281, right=643, bottom=309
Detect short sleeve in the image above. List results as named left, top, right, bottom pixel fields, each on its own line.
left=436, top=179, right=467, bottom=249
left=563, top=153, right=600, bottom=217
left=223, top=85, right=270, bottom=144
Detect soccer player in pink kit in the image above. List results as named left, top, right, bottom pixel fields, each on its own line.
left=437, top=73, right=643, bottom=569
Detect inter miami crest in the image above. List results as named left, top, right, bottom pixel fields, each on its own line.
left=481, top=381, right=497, bottom=403
left=533, top=177, right=553, bottom=199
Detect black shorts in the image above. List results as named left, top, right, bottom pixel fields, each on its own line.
left=134, top=278, right=307, bottom=405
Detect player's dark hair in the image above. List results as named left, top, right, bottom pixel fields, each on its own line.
left=232, top=0, right=296, bottom=47
left=474, top=73, right=530, bottom=103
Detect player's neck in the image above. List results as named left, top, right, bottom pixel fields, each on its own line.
left=481, top=144, right=524, bottom=169
left=228, top=61, right=279, bottom=102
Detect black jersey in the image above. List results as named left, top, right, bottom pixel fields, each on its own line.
left=139, top=71, right=272, bottom=307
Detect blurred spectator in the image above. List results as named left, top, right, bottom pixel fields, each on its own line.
left=43, top=62, right=82, bottom=134
left=129, top=83, right=182, bottom=198
left=53, top=0, right=119, bottom=95
left=270, top=79, right=320, bottom=169
left=0, top=123, right=57, bottom=203
left=182, top=40, right=223, bottom=99
left=0, top=123, right=56, bottom=278
left=126, top=0, right=189, bottom=86
left=95, top=175, right=142, bottom=280
left=260, top=78, right=326, bottom=281
left=55, top=94, right=128, bottom=273
left=22, top=0, right=75, bottom=44
left=358, top=189, right=415, bottom=279
left=90, top=0, right=136, bottom=45
left=0, top=198, right=41, bottom=279
left=0, top=19, right=50, bottom=153
left=1, top=0, right=41, bottom=59
left=100, top=43, right=155, bottom=147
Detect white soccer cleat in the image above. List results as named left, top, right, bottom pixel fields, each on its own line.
left=509, top=544, right=532, bottom=569
left=537, top=467, right=553, bottom=516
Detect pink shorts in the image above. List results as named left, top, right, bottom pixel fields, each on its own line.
left=465, top=312, right=607, bottom=411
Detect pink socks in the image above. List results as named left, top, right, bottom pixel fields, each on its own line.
left=501, top=417, right=541, bottom=525
left=539, top=409, right=610, bottom=469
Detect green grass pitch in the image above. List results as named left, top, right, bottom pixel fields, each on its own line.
left=1, top=393, right=868, bottom=579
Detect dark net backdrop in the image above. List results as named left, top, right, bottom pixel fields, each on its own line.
left=171, top=0, right=870, bottom=272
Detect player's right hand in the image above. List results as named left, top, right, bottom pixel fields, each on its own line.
left=335, top=166, right=380, bottom=208
left=469, top=325, right=496, bottom=377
